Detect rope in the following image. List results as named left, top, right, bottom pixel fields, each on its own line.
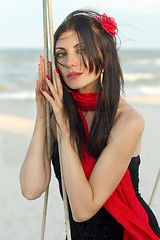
left=40, top=1, right=50, bottom=240
left=40, top=0, right=71, bottom=239
left=149, top=169, right=160, bottom=207
left=47, top=0, right=71, bottom=238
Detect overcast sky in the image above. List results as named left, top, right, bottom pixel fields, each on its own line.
left=0, top=0, right=159, bottom=49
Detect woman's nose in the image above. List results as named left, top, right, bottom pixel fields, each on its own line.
left=66, top=52, right=79, bottom=68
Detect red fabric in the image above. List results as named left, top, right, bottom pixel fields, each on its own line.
left=72, top=91, right=101, bottom=111
left=72, top=91, right=159, bottom=240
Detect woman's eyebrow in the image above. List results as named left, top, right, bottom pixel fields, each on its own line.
left=55, top=47, right=65, bottom=50
left=55, top=42, right=85, bottom=50
left=74, top=43, right=85, bottom=48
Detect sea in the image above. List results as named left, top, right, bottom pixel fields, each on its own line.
left=0, top=48, right=160, bottom=100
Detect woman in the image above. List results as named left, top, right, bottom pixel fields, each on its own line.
left=20, top=10, right=160, bottom=239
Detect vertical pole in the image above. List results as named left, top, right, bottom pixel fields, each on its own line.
left=40, top=0, right=51, bottom=240
left=47, top=0, right=71, bottom=238
left=149, top=169, right=160, bottom=207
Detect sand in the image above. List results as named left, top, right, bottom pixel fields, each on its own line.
left=0, top=96, right=159, bottom=240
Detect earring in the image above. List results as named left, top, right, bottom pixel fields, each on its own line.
left=100, top=68, right=104, bottom=88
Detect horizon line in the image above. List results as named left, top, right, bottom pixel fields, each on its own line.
left=0, top=47, right=160, bottom=51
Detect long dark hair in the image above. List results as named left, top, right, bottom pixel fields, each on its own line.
left=54, top=10, right=124, bottom=160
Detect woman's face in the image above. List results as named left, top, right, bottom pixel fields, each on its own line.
left=55, top=30, right=101, bottom=93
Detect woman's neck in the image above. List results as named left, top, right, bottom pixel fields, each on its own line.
left=77, top=79, right=101, bottom=94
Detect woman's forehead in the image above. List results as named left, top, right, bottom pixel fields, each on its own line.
left=56, top=30, right=80, bottom=47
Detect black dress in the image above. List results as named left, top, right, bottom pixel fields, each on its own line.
left=51, top=141, right=160, bottom=240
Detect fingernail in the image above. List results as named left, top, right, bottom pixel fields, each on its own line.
left=56, top=68, right=59, bottom=73
left=46, top=75, right=50, bottom=80
left=40, top=55, right=43, bottom=58
left=41, top=88, right=45, bottom=92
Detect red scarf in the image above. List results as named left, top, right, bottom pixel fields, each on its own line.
left=72, top=91, right=159, bottom=240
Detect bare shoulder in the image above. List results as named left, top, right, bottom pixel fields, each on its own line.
left=118, top=98, right=145, bottom=129
left=111, top=98, right=145, bottom=139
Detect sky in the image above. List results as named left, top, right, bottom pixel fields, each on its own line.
left=0, top=0, right=160, bottom=49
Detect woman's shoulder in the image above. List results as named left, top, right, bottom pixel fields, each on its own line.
left=118, top=97, right=144, bottom=123
left=112, top=97, right=145, bottom=137
left=108, top=98, right=145, bottom=157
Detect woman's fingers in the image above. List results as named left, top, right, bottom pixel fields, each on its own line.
left=41, top=74, right=64, bottom=116
left=44, top=69, right=63, bottom=102
left=40, top=55, right=45, bottom=79
left=40, top=86, right=64, bottom=135
left=39, top=55, right=45, bottom=89
left=35, top=80, right=39, bottom=101
left=40, top=87, right=57, bottom=113
left=45, top=76, right=62, bottom=104
left=55, top=69, right=63, bottom=100
left=38, top=61, right=63, bottom=106
left=38, top=63, right=43, bottom=87
left=39, top=57, right=53, bottom=89
left=40, top=74, right=68, bottom=136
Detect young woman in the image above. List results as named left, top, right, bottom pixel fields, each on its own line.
left=20, top=10, right=160, bottom=239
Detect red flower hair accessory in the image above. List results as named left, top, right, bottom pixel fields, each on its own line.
left=96, top=13, right=117, bottom=37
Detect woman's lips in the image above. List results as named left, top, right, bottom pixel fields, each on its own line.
left=67, top=72, right=83, bottom=79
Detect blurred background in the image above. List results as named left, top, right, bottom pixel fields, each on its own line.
left=0, top=0, right=160, bottom=239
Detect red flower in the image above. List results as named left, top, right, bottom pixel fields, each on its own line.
left=96, top=13, right=117, bottom=37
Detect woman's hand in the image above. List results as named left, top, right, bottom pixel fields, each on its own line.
left=35, top=55, right=52, bottom=119
left=40, top=69, right=69, bottom=137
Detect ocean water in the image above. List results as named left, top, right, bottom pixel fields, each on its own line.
left=0, top=49, right=160, bottom=100
left=119, top=49, right=160, bottom=97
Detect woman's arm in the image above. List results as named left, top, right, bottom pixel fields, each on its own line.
left=60, top=111, right=145, bottom=222
left=19, top=116, right=51, bottom=200
left=19, top=56, right=53, bottom=200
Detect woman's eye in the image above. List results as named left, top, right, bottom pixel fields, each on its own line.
left=55, top=52, right=66, bottom=58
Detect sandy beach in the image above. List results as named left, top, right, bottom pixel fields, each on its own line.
left=0, top=96, right=159, bottom=240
